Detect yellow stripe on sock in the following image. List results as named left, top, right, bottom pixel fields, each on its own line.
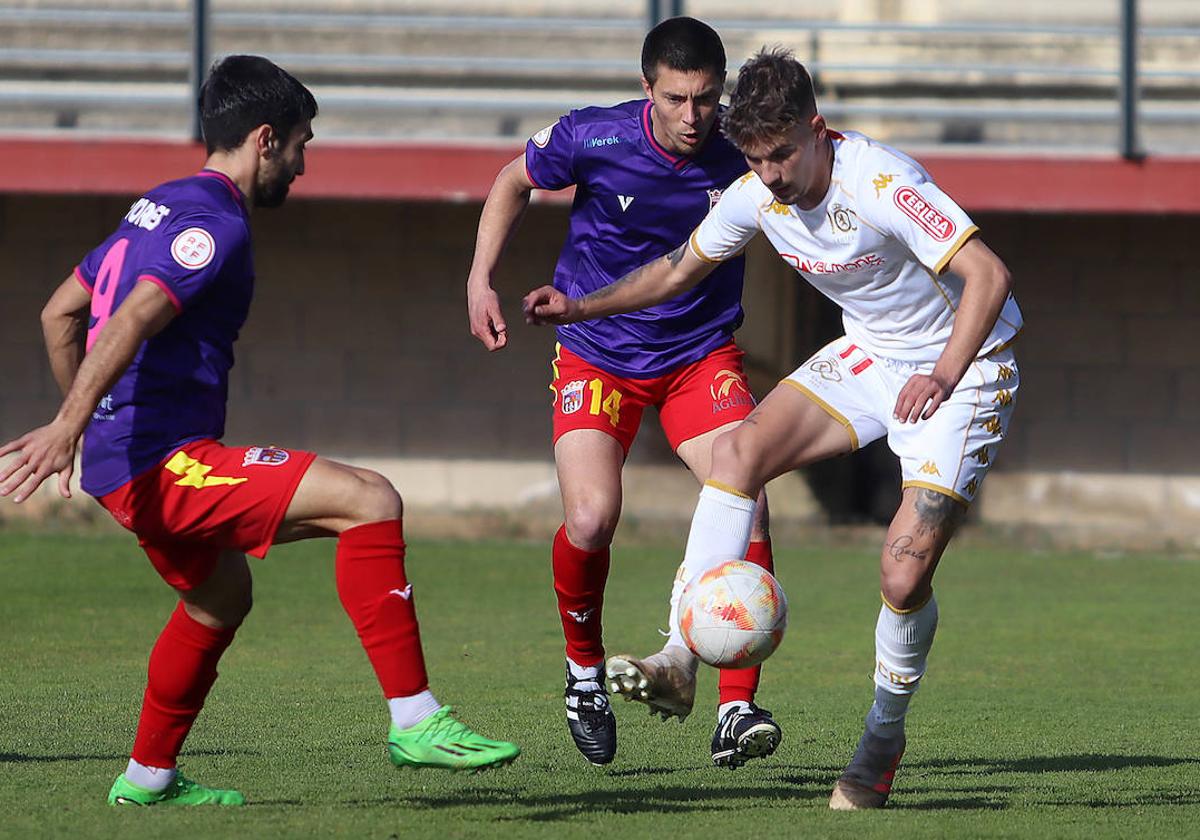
left=704, top=479, right=753, bottom=500
left=881, top=590, right=934, bottom=615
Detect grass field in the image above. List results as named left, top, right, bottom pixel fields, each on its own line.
left=2, top=528, right=1199, bottom=838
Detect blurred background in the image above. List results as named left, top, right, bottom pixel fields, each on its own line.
left=1, top=0, right=1197, bottom=547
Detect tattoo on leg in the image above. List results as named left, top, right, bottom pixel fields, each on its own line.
left=885, top=534, right=929, bottom=563
left=914, top=488, right=966, bottom=535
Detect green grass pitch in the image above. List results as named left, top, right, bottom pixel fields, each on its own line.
left=2, top=528, right=1198, bottom=838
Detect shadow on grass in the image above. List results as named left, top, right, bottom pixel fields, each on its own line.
left=345, top=783, right=828, bottom=819
left=892, top=754, right=1200, bottom=812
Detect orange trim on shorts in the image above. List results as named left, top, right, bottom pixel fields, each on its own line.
left=902, top=480, right=969, bottom=508
left=780, top=379, right=860, bottom=451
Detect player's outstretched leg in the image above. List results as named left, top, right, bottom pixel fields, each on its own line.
left=606, top=645, right=698, bottom=721
left=832, top=488, right=955, bottom=810
left=606, top=481, right=756, bottom=721
left=110, top=551, right=250, bottom=806
left=283, top=459, right=519, bottom=772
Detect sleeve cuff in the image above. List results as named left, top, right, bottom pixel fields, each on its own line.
left=933, top=224, right=980, bottom=275
left=73, top=265, right=94, bottom=292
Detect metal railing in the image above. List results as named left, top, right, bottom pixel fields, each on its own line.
left=0, top=0, right=1195, bottom=156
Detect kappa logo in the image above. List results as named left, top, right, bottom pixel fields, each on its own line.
left=242, top=446, right=291, bottom=467
left=617, top=195, right=635, bottom=211
left=706, top=188, right=724, bottom=210
left=566, top=608, right=595, bottom=623
left=993, top=388, right=1014, bottom=407
left=894, top=186, right=956, bottom=242
left=918, top=460, right=942, bottom=477
left=966, top=477, right=979, bottom=496
left=873, top=173, right=896, bottom=197
left=973, top=445, right=990, bottom=465
left=981, top=416, right=1003, bottom=435
left=767, top=200, right=791, bottom=215
left=388, top=585, right=414, bottom=600
left=561, top=379, right=587, bottom=415
left=996, top=364, right=1016, bottom=382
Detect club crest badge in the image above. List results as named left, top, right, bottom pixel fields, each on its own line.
left=561, top=379, right=586, bottom=415
left=170, top=227, right=216, bottom=270
left=242, top=446, right=291, bottom=467
left=707, top=188, right=724, bottom=210
left=531, top=123, right=555, bottom=148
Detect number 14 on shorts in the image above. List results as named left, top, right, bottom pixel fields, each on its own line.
left=561, top=379, right=622, bottom=427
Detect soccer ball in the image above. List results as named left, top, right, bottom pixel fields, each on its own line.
left=679, top=560, right=788, bottom=669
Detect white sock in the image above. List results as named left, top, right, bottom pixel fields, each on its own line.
left=388, top=689, right=442, bottom=731
left=718, top=700, right=750, bottom=722
left=868, top=594, right=939, bottom=738
left=666, top=483, right=757, bottom=649
left=124, top=758, right=176, bottom=792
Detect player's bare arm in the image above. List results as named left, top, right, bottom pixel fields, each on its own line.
left=466, top=155, right=537, bottom=351
left=893, top=237, right=1013, bottom=423
left=522, top=242, right=715, bottom=325
left=41, top=273, right=93, bottom=397
left=0, top=281, right=176, bottom=502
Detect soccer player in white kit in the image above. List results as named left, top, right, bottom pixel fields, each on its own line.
left=522, top=48, right=1022, bottom=809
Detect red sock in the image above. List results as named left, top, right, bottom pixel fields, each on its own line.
left=552, top=525, right=610, bottom=667
left=718, top=539, right=774, bottom=705
left=335, top=519, right=429, bottom=698
left=131, top=602, right=238, bottom=769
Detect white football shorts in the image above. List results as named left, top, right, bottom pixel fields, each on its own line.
left=783, top=335, right=1018, bottom=505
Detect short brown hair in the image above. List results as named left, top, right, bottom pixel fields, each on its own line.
left=723, top=48, right=817, bottom=150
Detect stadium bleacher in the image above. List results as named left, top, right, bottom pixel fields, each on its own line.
left=0, top=0, right=1198, bottom=152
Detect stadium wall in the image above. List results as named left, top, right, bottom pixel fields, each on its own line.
left=1, top=142, right=1198, bottom=546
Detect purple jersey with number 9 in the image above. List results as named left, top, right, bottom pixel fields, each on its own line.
left=526, top=99, right=748, bottom=378
left=73, top=170, right=254, bottom=497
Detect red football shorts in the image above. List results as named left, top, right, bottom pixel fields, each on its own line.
left=550, top=342, right=756, bottom=454
left=98, top=440, right=317, bottom=591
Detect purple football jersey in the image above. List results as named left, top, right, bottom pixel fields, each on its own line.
left=75, top=170, right=254, bottom=497
left=526, top=99, right=748, bottom=378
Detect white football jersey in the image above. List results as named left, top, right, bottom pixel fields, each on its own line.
left=689, top=130, right=1022, bottom=364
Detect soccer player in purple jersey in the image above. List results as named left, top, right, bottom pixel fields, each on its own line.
left=0, top=55, right=518, bottom=807
left=466, top=17, right=779, bottom=768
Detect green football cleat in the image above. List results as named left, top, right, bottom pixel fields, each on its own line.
left=387, top=706, right=520, bottom=772
left=107, top=773, right=245, bottom=806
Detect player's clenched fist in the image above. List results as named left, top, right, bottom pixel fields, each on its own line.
left=522, top=285, right=580, bottom=325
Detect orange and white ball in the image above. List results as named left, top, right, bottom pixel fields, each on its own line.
left=679, top=560, right=788, bottom=668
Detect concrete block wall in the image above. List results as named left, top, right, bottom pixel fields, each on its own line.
left=1, top=193, right=1197, bottom=541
